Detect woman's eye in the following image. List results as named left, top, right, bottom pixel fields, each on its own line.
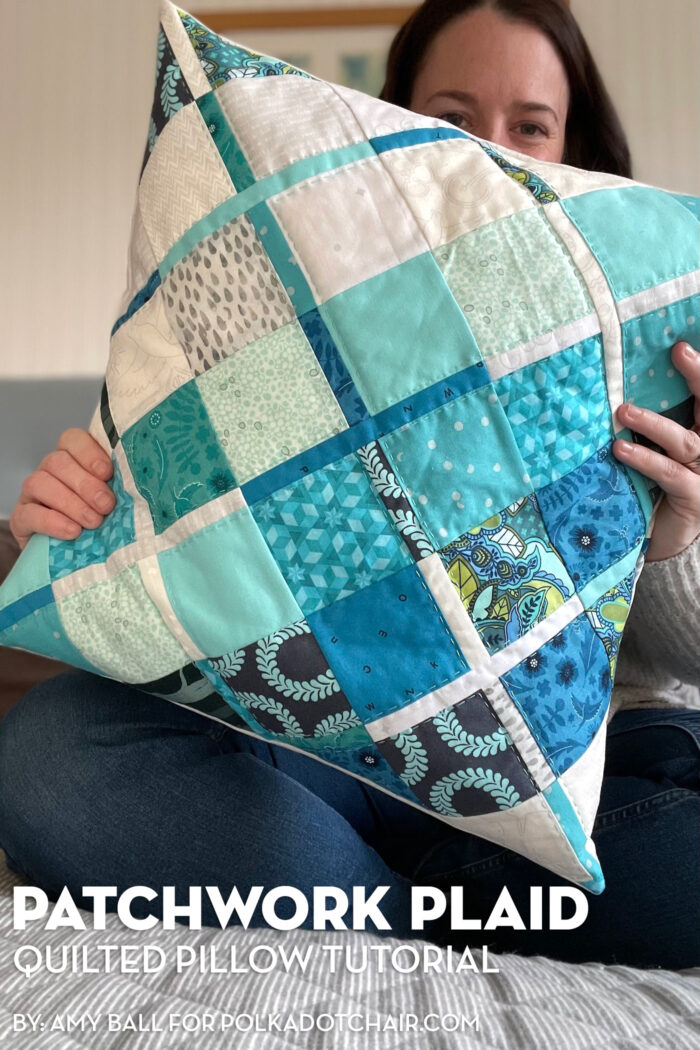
left=438, top=112, right=470, bottom=130
left=518, top=123, right=546, bottom=137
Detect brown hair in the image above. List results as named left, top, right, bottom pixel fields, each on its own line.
left=379, top=0, right=632, bottom=177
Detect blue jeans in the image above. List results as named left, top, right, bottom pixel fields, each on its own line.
left=0, top=670, right=698, bottom=970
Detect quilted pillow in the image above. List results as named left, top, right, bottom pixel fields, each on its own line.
left=2, top=0, right=698, bottom=894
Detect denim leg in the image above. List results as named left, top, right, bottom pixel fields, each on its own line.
left=0, top=670, right=446, bottom=943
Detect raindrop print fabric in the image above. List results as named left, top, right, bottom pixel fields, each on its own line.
left=2, top=0, right=699, bottom=892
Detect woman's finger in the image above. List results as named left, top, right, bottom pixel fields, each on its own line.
left=56, top=427, right=113, bottom=481
left=36, top=447, right=116, bottom=517
left=615, top=401, right=700, bottom=469
left=613, top=437, right=700, bottom=499
left=20, top=471, right=107, bottom=530
left=10, top=502, right=85, bottom=550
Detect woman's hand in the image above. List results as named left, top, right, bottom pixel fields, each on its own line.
left=613, top=341, right=700, bottom=562
left=9, top=428, right=116, bottom=553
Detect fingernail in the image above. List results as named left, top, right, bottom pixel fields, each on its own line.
left=93, top=460, right=111, bottom=478
left=623, top=402, right=640, bottom=419
left=617, top=440, right=634, bottom=453
left=96, top=493, right=113, bottom=511
left=682, top=343, right=699, bottom=359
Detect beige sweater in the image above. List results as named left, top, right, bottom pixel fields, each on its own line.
left=608, top=529, right=700, bottom=722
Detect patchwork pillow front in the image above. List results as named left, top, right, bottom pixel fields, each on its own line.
left=2, top=0, right=699, bottom=894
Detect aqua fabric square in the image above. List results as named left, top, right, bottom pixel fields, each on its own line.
left=319, top=253, right=483, bottom=415
left=501, top=612, right=611, bottom=777
left=537, top=444, right=646, bottom=592
left=439, top=494, right=576, bottom=655
left=122, top=380, right=236, bottom=535
left=434, top=208, right=592, bottom=359
left=0, top=533, right=50, bottom=610
left=494, top=335, right=612, bottom=489
left=380, top=384, right=531, bottom=548
left=158, top=509, right=303, bottom=654
left=562, top=187, right=700, bottom=300
left=251, top=452, right=412, bottom=614
left=49, top=460, right=135, bottom=581
left=623, top=296, right=700, bottom=409
left=308, top=563, right=469, bottom=722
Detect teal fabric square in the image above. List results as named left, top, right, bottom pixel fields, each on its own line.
left=158, top=509, right=303, bottom=655
left=561, top=187, right=700, bottom=300
left=308, top=563, right=469, bottom=722
left=122, top=380, right=236, bottom=535
left=380, top=385, right=531, bottom=548
left=623, top=295, right=700, bottom=409
left=434, top=208, right=592, bottom=359
left=319, top=253, right=483, bottom=415
left=49, top=459, right=135, bottom=581
left=251, top=452, right=412, bottom=614
left=494, top=335, right=612, bottom=489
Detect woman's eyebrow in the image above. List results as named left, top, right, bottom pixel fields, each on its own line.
left=512, top=100, right=560, bottom=123
left=426, top=89, right=478, bottom=105
left=426, top=90, right=559, bottom=125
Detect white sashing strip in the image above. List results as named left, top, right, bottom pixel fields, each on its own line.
left=52, top=488, right=248, bottom=599
left=52, top=540, right=147, bottom=599
left=481, top=678, right=554, bottom=792
left=558, top=711, right=608, bottom=837
left=417, top=554, right=491, bottom=669
left=367, top=593, right=584, bottom=741
left=160, top=1, right=211, bottom=100
left=616, top=269, right=700, bottom=323
left=544, top=202, right=625, bottom=427
left=138, top=553, right=205, bottom=661
left=487, top=312, right=601, bottom=380
left=156, top=487, right=247, bottom=553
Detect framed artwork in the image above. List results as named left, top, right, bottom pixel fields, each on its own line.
left=191, top=6, right=418, bottom=96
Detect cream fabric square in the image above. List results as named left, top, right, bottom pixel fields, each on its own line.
left=217, top=75, right=364, bottom=179
left=138, top=102, right=235, bottom=261
left=380, top=138, right=536, bottom=249
left=269, top=155, right=429, bottom=303
left=106, top=290, right=193, bottom=435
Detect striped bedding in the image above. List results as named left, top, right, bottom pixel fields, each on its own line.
left=1, top=853, right=698, bottom=1049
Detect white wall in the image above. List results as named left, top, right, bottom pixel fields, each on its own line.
left=0, top=0, right=697, bottom=379
left=0, top=0, right=159, bottom=380
left=571, top=0, right=700, bottom=195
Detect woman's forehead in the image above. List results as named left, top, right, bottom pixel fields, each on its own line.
left=412, top=8, right=570, bottom=113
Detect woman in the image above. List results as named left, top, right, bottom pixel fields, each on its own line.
left=1, top=0, right=699, bottom=968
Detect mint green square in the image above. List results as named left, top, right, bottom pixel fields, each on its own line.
left=1, top=600, right=104, bottom=675
left=319, top=252, right=483, bottom=415
left=158, top=508, right=303, bottom=655
left=434, top=208, right=592, bottom=359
